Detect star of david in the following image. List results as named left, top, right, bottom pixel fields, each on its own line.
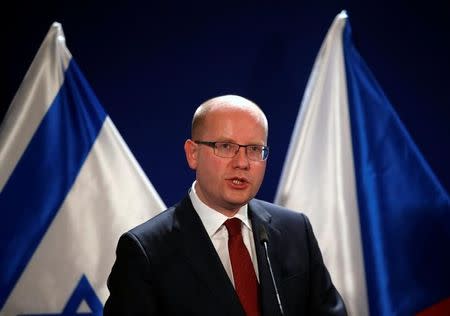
left=20, top=275, right=103, bottom=316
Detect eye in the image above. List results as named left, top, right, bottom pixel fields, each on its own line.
left=248, top=145, right=262, bottom=153
left=217, top=142, right=233, bottom=151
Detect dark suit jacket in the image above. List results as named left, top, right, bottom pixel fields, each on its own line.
left=104, top=196, right=347, bottom=315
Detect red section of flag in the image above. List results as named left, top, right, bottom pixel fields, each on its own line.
left=417, top=297, right=450, bottom=316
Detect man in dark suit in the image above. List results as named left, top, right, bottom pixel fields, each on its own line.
left=104, top=95, right=347, bottom=315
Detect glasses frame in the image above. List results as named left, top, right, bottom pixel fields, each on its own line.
left=194, top=140, right=269, bottom=161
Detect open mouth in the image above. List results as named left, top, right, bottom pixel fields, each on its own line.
left=229, top=177, right=249, bottom=187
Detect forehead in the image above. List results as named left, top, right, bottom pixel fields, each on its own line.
left=203, top=107, right=267, bottom=142
left=208, top=106, right=260, bottom=120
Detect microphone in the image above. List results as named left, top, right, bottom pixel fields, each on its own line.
left=259, top=225, right=285, bottom=316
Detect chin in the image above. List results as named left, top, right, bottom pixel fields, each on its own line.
left=225, top=196, right=252, bottom=207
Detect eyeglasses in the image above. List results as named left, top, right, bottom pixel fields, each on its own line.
left=194, top=141, right=269, bottom=161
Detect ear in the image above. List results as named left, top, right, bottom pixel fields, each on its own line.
left=184, top=139, right=198, bottom=170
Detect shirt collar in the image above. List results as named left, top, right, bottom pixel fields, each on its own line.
left=189, top=181, right=251, bottom=237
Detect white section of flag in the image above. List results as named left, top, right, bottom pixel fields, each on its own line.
left=275, top=11, right=369, bottom=316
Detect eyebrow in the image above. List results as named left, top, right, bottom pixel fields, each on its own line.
left=214, top=139, right=266, bottom=146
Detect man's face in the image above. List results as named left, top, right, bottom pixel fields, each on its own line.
left=185, top=108, right=267, bottom=216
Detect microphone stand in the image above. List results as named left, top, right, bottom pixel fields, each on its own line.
left=259, top=226, right=285, bottom=316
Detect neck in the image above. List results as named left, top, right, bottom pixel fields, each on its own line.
left=214, top=207, right=240, bottom=218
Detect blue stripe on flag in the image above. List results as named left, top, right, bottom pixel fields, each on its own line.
left=343, top=22, right=450, bottom=315
left=0, top=59, right=106, bottom=308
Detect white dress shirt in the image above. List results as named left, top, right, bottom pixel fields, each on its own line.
left=189, top=181, right=260, bottom=286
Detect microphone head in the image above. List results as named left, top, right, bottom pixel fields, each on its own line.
left=259, top=225, right=269, bottom=243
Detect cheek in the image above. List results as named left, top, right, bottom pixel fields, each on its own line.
left=253, top=164, right=267, bottom=184
left=198, top=156, right=225, bottom=181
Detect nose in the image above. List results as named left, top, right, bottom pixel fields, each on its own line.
left=232, top=146, right=250, bottom=169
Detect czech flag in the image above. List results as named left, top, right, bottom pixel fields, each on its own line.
left=275, top=11, right=450, bottom=316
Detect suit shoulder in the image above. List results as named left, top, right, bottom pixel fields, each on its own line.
left=252, top=198, right=308, bottom=222
left=128, top=204, right=176, bottom=241
left=116, top=204, right=180, bottom=265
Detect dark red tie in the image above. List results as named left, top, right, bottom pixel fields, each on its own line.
left=224, top=218, right=261, bottom=316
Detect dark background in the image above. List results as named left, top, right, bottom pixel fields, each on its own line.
left=2, top=1, right=449, bottom=207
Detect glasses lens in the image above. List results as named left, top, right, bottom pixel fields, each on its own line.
left=215, top=142, right=239, bottom=158
left=245, top=145, right=262, bottom=161
left=211, top=142, right=268, bottom=161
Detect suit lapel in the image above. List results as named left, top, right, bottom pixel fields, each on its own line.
left=249, top=200, right=284, bottom=316
left=172, top=196, right=245, bottom=316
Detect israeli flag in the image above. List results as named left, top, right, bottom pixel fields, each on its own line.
left=0, top=23, right=166, bottom=315
left=275, top=11, right=450, bottom=316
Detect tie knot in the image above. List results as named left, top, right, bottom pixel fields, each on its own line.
left=224, top=218, right=242, bottom=237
